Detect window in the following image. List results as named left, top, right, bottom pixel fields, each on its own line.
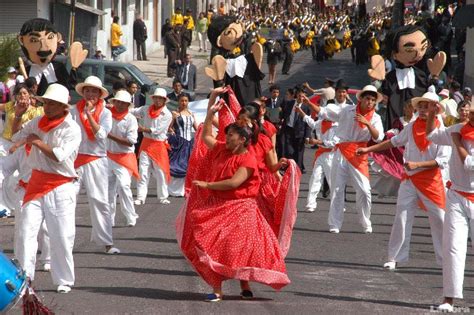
left=121, top=0, right=128, bottom=24
left=112, top=0, right=119, bottom=20
left=97, top=0, right=104, bottom=30
left=103, top=66, right=133, bottom=89
left=135, top=0, right=141, bottom=15
left=143, top=0, right=149, bottom=20
left=77, top=0, right=93, bottom=5
left=76, top=64, right=101, bottom=82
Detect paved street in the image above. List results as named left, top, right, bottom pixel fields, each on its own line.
left=1, top=47, right=473, bottom=314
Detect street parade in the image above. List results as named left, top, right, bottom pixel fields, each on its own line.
left=0, top=0, right=473, bottom=313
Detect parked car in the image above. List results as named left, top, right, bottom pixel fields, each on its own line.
left=54, top=56, right=193, bottom=110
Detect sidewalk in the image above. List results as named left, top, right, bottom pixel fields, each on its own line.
left=130, top=40, right=210, bottom=88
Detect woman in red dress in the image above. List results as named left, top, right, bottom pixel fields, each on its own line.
left=176, top=88, right=290, bottom=302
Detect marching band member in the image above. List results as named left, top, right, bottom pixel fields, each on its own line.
left=107, top=90, right=139, bottom=227
left=13, top=84, right=81, bottom=294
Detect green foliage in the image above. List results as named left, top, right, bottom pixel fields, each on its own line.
left=0, top=36, right=21, bottom=82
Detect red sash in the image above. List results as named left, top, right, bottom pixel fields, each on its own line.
left=314, top=147, right=332, bottom=165
left=321, top=120, right=333, bottom=134
left=76, top=99, right=104, bottom=141
left=23, top=170, right=74, bottom=204
left=148, top=105, right=164, bottom=119
left=18, top=180, right=28, bottom=190
left=455, top=190, right=474, bottom=203
left=110, top=106, right=128, bottom=121
left=74, top=153, right=100, bottom=169
left=107, top=151, right=139, bottom=179
left=139, top=137, right=170, bottom=182
left=38, top=115, right=66, bottom=132
left=412, top=118, right=439, bottom=153
left=336, top=142, right=369, bottom=178
left=460, top=123, right=474, bottom=140
left=356, top=102, right=374, bottom=129
left=401, top=168, right=446, bottom=210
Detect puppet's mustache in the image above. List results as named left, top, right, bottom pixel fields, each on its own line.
left=37, top=50, right=53, bottom=57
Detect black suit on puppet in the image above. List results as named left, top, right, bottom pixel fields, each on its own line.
left=26, top=60, right=78, bottom=96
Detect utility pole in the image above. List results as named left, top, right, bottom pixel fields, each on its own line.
left=391, top=0, right=404, bottom=29
left=69, top=0, right=76, bottom=46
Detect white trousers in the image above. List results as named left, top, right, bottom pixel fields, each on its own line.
left=197, top=32, right=207, bottom=50
left=306, top=151, right=333, bottom=209
left=108, top=159, right=138, bottom=226
left=328, top=150, right=372, bottom=230
left=136, top=151, right=168, bottom=201
left=17, top=182, right=76, bottom=286
left=442, top=189, right=474, bottom=299
left=387, top=179, right=444, bottom=265
left=168, top=177, right=185, bottom=197
left=75, top=157, right=114, bottom=246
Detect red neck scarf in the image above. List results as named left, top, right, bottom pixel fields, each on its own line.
left=412, top=117, right=440, bottom=152
left=460, top=122, right=474, bottom=140
left=77, top=99, right=104, bottom=141
left=321, top=120, right=333, bottom=134
left=355, top=102, right=375, bottom=129
left=149, top=104, right=164, bottom=119
left=110, top=106, right=128, bottom=121
left=38, top=114, right=67, bottom=132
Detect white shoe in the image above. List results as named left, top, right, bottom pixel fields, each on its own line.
left=438, top=303, right=454, bottom=312
left=57, top=285, right=71, bottom=293
left=105, top=247, right=121, bottom=254
left=306, top=207, right=316, bottom=212
left=134, top=199, right=145, bottom=205
left=364, top=226, right=373, bottom=234
left=329, top=228, right=340, bottom=234
left=42, top=263, right=51, bottom=272
left=383, top=261, right=396, bottom=270
left=159, top=198, right=170, bottom=205
left=127, top=221, right=136, bottom=227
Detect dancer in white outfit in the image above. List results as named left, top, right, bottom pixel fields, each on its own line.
left=12, top=84, right=81, bottom=293
left=107, top=90, right=139, bottom=227
left=427, top=100, right=474, bottom=312
left=358, top=92, right=449, bottom=270
left=131, top=88, right=172, bottom=205
left=70, top=76, right=120, bottom=254
left=310, top=85, right=384, bottom=233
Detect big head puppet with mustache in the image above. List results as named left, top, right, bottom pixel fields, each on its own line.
left=368, top=25, right=446, bottom=130
left=205, top=16, right=265, bottom=106
left=18, top=18, right=87, bottom=95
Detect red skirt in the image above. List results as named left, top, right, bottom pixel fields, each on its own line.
left=177, top=195, right=290, bottom=290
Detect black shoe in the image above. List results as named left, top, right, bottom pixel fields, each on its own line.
left=240, top=290, right=253, bottom=299
left=282, top=72, right=289, bottom=75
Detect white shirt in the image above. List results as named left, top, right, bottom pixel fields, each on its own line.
left=287, top=102, right=302, bottom=128
left=318, top=104, right=384, bottom=143
left=303, top=116, right=337, bottom=149
left=11, top=114, right=81, bottom=178
left=29, top=63, right=58, bottom=85
left=390, top=119, right=450, bottom=176
left=428, top=123, right=474, bottom=193
left=1, top=145, right=31, bottom=183
left=70, top=105, right=112, bottom=157
left=130, top=105, right=172, bottom=141
left=107, top=113, right=138, bottom=154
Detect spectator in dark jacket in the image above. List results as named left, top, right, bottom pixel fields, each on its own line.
left=165, top=26, right=182, bottom=77
left=133, top=14, right=148, bottom=60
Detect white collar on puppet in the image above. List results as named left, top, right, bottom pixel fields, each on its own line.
left=395, top=67, right=415, bottom=90
left=29, top=63, right=58, bottom=85
left=226, top=55, right=247, bottom=79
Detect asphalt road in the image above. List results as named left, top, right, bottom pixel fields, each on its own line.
left=1, top=47, right=473, bottom=314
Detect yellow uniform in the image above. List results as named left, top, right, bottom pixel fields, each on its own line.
left=184, top=15, right=194, bottom=30
left=111, top=23, right=123, bottom=47
left=171, top=13, right=184, bottom=26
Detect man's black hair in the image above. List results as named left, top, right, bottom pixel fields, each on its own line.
left=269, top=84, right=280, bottom=92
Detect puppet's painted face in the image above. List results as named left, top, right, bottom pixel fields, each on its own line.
left=19, top=30, right=60, bottom=66
left=393, top=30, right=428, bottom=67
left=217, top=22, right=244, bottom=51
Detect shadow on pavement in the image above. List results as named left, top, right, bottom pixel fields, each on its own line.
left=78, top=266, right=196, bottom=277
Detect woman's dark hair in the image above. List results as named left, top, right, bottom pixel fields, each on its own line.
left=13, top=83, right=31, bottom=97
left=177, top=93, right=189, bottom=101
left=457, top=100, right=470, bottom=110
left=239, top=102, right=266, bottom=141
left=224, top=122, right=254, bottom=147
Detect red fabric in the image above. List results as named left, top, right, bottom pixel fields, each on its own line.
left=38, top=115, right=66, bottom=132
left=355, top=102, right=374, bottom=129
left=262, top=120, right=277, bottom=139
left=74, top=153, right=100, bottom=169
left=336, top=142, right=369, bottom=178
left=216, top=87, right=241, bottom=142
left=110, top=106, right=128, bottom=121
left=139, top=137, right=171, bottom=182
left=23, top=170, right=74, bottom=204
left=455, top=190, right=474, bottom=203
left=460, top=123, right=474, bottom=140
left=148, top=104, right=164, bottom=119
left=314, top=147, right=332, bottom=165
left=401, top=168, right=446, bottom=210
left=321, top=120, right=333, bottom=134
left=249, top=133, right=273, bottom=172
left=412, top=118, right=440, bottom=152
left=107, top=151, right=139, bottom=179
left=18, top=180, right=28, bottom=190
left=369, top=132, right=405, bottom=180
left=76, top=99, right=104, bottom=141
left=25, top=144, right=32, bottom=156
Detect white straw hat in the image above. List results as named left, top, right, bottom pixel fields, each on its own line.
left=75, top=76, right=109, bottom=99
left=356, top=85, right=383, bottom=103
left=150, top=87, right=168, bottom=99
left=35, top=83, right=70, bottom=107
left=411, top=92, right=444, bottom=113
left=109, top=90, right=132, bottom=105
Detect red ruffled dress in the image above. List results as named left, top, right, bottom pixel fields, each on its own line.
left=177, top=141, right=290, bottom=290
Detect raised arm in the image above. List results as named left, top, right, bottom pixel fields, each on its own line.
left=193, top=166, right=253, bottom=190
left=202, top=87, right=227, bottom=149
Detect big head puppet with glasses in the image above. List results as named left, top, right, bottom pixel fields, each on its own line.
left=367, top=25, right=446, bottom=130
left=18, top=18, right=88, bottom=96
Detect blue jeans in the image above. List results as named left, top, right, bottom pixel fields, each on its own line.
left=111, top=45, right=126, bottom=60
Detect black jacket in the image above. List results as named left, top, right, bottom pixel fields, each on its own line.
left=280, top=100, right=311, bottom=139
left=133, top=19, right=148, bottom=41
